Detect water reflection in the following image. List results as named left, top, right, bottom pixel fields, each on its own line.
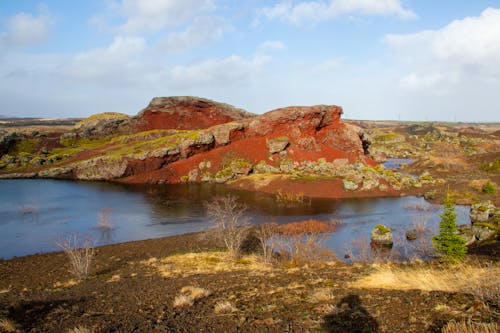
left=0, top=179, right=471, bottom=259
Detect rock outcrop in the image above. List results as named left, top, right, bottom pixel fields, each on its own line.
left=0, top=97, right=379, bottom=189
left=133, top=96, right=254, bottom=132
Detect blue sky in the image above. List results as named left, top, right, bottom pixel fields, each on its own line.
left=1, top=0, right=499, bottom=121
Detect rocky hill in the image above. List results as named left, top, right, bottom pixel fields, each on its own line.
left=0, top=96, right=451, bottom=199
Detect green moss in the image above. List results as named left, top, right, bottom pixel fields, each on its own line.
left=180, top=175, right=189, bottom=182
left=374, top=132, right=400, bottom=142
left=474, top=223, right=500, bottom=232
left=12, top=138, right=38, bottom=154
left=374, top=224, right=391, bottom=235
left=479, top=158, right=500, bottom=173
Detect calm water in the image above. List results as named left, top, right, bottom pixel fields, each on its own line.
left=0, top=179, right=470, bottom=259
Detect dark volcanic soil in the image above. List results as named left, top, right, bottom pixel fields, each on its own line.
left=1, top=233, right=498, bottom=333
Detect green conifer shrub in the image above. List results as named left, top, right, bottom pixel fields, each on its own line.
left=432, top=190, right=467, bottom=264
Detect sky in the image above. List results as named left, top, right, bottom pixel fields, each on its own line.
left=1, top=0, right=499, bottom=122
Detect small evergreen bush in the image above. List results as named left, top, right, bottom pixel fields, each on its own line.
left=432, top=190, right=467, bottom=264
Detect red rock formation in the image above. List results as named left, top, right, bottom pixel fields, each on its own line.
left=133, top=96, right=254, bottom=132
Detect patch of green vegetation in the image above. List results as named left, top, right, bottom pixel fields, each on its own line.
left=374, top=224, right=391, bottom=235
left=482, top=181, right=497, bottom=195
left=373, top=132, right=400, bottom=142
left=180, top=175, right=189, bottom=182
left=419, top=174, right=434, bottom=181
left=479, top=158, right=500, bottom=173
left=12, top=138, right=38, bottom=154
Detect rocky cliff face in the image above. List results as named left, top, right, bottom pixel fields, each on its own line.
left=133, top=96, right=254, bottom=132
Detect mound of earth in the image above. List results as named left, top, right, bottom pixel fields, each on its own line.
left=133, top=96, right=254, bottom=132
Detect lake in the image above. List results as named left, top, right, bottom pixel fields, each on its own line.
left=0, top=179, right=470, bottom=260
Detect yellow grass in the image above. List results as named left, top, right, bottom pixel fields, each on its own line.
left=351, top=263, right=500, bottom=299
left=441, top=321, right=498, bottom=333
left=53, top=279, right=79, bottom=289
left=309, top=288, right=334, bottom=303
left=173, top=295, right=194, bottom=308
left=106, top=275, right=121, bottom=283
left=142, top=251, right=272, bottom=278
left=0, top=318, right=19, bottom=333
left=67, top=326, right=95, bottom=333
left=173, top=286, right=211, bottom=308
left=214, top=301, right=237, bottom=314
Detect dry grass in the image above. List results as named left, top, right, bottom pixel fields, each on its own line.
left=275, top=190, right=309, bottom=207
left=309, top=288, right=334, bottom=303
left=173, top=295, right=194, bottom=308
left=441, top=320, right=498, bottom=333
left=214, top=301, right=237, bottom=314
left=180, top=286, right=211, bottom=300
left=0, top=318, right=20, bottom=333
left=67, top=326, right=95, bottom=333
left=143, top=251, right=272, bottom=278
left=106, top=275, right=121, bottom=283
left=173, top=286, right=211, bottom=308
left=53, top=279, right=79, bottom=289
left=351, top=263, right=500, bottom=302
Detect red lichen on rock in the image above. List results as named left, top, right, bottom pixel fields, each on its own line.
left=133, top=96, right=254, bottom=132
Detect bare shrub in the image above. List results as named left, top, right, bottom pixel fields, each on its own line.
left=275, top=190, right=310, bottom=207
left=214, top=301, right=237, bottom=314
left=205, top=195, right=250, bottom=258
left=255, top=223, right=278, bottom=263
left=274, top=219, right=337, bottom=266
left=441, top=320, right=498, bottom=333
left=345, top=235, right=386, bottom=263
left=57, top=235, right=94, bottom=280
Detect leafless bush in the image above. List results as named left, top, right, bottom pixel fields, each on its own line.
left=205, top=195, right=250, bottom=258
left=57, top=235, right=94, bottom=280
left=255, top=223, right=278, bottom=263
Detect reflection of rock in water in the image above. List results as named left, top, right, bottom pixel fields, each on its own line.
left=322, top=294, right=379, bottom=333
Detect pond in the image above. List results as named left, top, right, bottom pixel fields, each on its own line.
left=0, top=179, right=470, bottom=260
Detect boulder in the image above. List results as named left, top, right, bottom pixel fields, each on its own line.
left=266, top=136, right=289, bottom=154
left=405, top=230, right=418, bottom=241
left=371, top=224, right=393, bottom=247
left=343, top=179, right=358, bottom=191
left=470, top=201, right=496, bottom=223
left=472, top=224, right=498, bottom=242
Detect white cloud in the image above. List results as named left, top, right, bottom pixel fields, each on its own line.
left=258, top=0, right=415, bottom=25
left=60, top=36, right=146, bottom=82
left=115, top=0, right=216, bottom=33
left=1, top=7, right=53, bottom=48
left=257, top=40, right=285, bottom=53
left=167, top=54, right=271, bottom=88
left=158, top=16, right=230, bottom=53
left=386, top=7, right=500, bottom=91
